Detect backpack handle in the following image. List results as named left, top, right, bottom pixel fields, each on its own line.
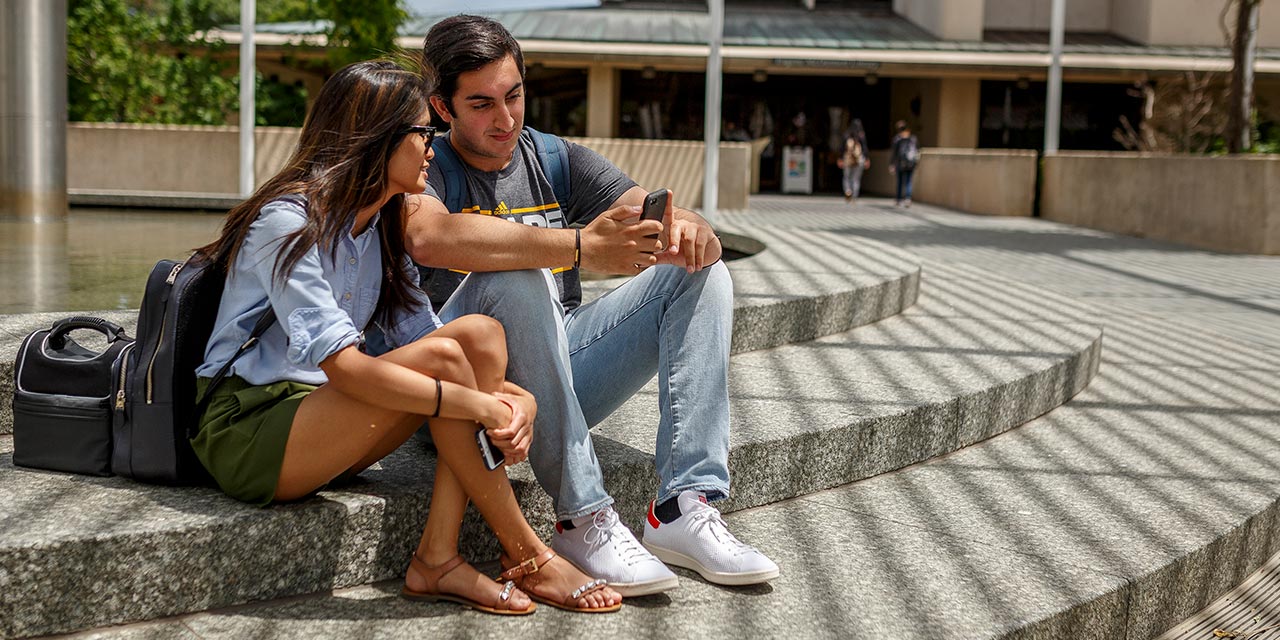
left=48, top=316, right=130, bottom=349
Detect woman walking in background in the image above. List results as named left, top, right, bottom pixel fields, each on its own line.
left=838, top=119, right=869, bottom=204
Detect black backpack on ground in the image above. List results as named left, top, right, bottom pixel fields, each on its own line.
left=112, top=253, right=273, bottom=484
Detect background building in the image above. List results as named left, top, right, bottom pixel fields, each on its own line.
left=217, top=0, right=1280, bottom=193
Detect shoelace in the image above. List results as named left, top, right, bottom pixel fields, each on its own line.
left=684, top=501, right=756, bottom=557
left=581, top=508, right=651, bottom=566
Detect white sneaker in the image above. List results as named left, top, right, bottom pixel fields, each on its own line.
left=642, top=491, right=780, bottom=586
left=552, top=506, right=679, bottom=597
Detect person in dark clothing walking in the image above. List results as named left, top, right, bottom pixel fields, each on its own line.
left=838, top=119, right=870, bottom=204
left=888, top=121, right=920, bottom=207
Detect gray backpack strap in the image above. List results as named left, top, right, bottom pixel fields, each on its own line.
left=527, top=126, right=571, bottom=209
left=430, top=135, right=467, bottom=213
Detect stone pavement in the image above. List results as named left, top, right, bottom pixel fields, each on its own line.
left=20, top=195, right=1280, bottom=639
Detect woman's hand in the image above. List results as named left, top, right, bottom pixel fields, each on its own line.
left=486, top=383, right=536, bottom=465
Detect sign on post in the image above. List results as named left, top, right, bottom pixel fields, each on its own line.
left=782, top=146, right=813, bottom=194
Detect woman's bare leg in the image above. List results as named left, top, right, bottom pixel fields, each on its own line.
left=413, top=316, right=620, bottom=609
left=276, top=326, right=528, bottom=609
left=277, top=315, right=618, bottom=609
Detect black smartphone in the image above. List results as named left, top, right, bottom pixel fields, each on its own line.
left=641, top=189, right=669, bottom=239
left=476, top=429, right=506, bottom=470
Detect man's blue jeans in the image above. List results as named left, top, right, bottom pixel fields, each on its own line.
left=896, top=168, right=916, bottom=202
left=437, top=262, right=734, bottom=520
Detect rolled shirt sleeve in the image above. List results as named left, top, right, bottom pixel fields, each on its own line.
left=241, top=203, right=362, bottom=369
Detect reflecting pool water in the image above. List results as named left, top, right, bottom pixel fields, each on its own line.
left=1, top=210, right=761, bottom=315
left=0, top=209, right=224, bottom=314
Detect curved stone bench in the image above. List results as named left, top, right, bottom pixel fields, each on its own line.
left=0, top=214, right=1110, bottom=639
left=0, top=229, right=942, bottom=637
left=0, top=231, right=920, bottom=435
left=22, top=195, right=1276, bottom=640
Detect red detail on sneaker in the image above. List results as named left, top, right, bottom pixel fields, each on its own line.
left=647, top=501, right=661, bottom=529
left=697, top=495, right=708, bottom=504
left=555, top=521, right=564, bottom=534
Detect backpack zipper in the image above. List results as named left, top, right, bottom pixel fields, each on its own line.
left=146, top=261, right=184, bottom=404
left=116, top=342, right=134, bottom=410
left=166, top=262, right=184, bottom=285
left=145, top=313, right=165, bottom=404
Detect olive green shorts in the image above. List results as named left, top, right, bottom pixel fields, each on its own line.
left=191, top=376, right=316, bottom=507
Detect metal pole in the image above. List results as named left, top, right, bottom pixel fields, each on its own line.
left=239, top=0, right=256, bottom=196
left=701, top=0, right=724, bottom=219
left=1043, top=0, right=1065, bottom=154
left=0, top=0, right=68, bottom=220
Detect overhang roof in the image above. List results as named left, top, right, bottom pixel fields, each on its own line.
left=213, top=4, right=1280, bottom=75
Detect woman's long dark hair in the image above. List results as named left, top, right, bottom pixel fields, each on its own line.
left=199, top=59, right=435, bottom=327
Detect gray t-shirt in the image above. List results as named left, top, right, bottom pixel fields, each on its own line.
left=420, top=129, right=636, bottom=311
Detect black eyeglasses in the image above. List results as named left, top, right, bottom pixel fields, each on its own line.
left=401, top=125, right=437, bottom=147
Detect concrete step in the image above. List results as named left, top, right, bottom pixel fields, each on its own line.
left=61, top=312, right=1280, bottom=640
left=1157, top=546, right=1280, bottom=640
left=67, top=189, right=242, bottom=211
left=727, top=196, right=1280, bottom=639
left=0, top=266, right=1100, bottom=638
left=0, top=229, right=920, bottom=435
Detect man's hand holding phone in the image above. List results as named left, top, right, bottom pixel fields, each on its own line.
left=579, top=199, right=664, bottom=275
left=644, top=189, right=720, bottom=273
left=579, top=188, right=719, bottom=275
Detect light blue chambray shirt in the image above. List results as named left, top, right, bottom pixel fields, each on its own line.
left=196, top=197, right=442, bottom=386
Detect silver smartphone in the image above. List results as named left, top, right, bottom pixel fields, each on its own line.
left=476, top=429, right=505, bottom=470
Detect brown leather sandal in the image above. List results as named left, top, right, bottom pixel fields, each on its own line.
left=401, top=554, right=535, bottom=616
left=499, top=548, right=622, bottom=613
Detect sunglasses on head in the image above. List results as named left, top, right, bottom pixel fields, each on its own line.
left=401, top=125, right=437, bottom=147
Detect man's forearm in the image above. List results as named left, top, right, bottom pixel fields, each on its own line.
left=673, top=206, right=710, bottom=228
left=410, top=210, right=576, bottom=271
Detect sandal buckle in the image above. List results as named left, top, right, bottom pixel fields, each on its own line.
left=518, top=556, right=541, bottom=575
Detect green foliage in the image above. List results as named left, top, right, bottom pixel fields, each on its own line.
left=67, top=0, right=407, bottom=126
left=259, top=0, right=319, bottom=23
left=255, top=73, right=309, bottom=126
left=319, top=0, right=407, bottom=67
left=1251, top=118, right=1280, bottom=154
left=68, top=0, right=237, bottom=124
left=149, top=0, right=319, bottom=30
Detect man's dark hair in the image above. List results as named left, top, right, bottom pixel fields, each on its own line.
left=895, top=120, right=909, bottom=133
left=422, top=15, right=525, bottom=116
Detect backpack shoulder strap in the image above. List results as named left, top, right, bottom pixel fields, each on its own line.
left=430, top=135, right=467, bottom=213
left=527, top=126, right=572, bottom=209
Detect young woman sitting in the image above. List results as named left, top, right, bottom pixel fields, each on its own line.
left=191, top=59, right=622, bottom=615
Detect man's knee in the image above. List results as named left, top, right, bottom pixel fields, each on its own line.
left=466, top=270, right=561, bottom=319
left=689, top=260, right=733, bottom=308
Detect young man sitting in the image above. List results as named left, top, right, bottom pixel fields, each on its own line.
left=406, top=14, right=779, bottom=595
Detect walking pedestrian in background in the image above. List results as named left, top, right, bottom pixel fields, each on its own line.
left=888, top=120, right=920, bottom=208
left=838, top=119, right=869, bottom=204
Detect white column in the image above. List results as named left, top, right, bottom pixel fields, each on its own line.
left=0, top=0, right=67, bottom=219
left=1043, top=0, right=1065, bottom=154
left=239, top=0, right=256, bottom=196
left=702, top=0, right=724, bottom=219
